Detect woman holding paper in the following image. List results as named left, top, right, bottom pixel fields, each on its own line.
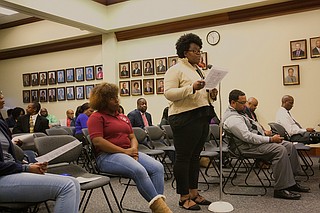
left=0, top=93, right=80, bottom=213
left=164, top=33, right=217, bottom=211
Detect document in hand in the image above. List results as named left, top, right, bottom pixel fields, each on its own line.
left=204, top=67, right=228, bottom=89
left=35, top=139, right=81, bottom=162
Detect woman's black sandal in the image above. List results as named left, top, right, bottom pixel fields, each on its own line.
left=179, top=198, right=201, bottom=210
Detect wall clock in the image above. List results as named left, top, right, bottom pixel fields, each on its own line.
left=206, top=30, right=220, bottom=46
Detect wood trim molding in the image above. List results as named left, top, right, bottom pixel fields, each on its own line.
left=0, top=17, right=43, bottom=29
left=115, top=0, right=320, bottom=41
left=0, top=35, right=102, bottom=60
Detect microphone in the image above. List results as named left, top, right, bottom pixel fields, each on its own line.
left=207, top=64, right=213, bottom=69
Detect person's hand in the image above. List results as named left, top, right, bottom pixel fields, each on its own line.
left=209, top=88, right=218, bottom=101
left=124, top=147, right=139, bottom=160
left=193, top=80, right=205, bottom=91
left=306, top=128, right=315, bottom=132
left=270, top=134, right=284, bottom=143
left=264, top=130, right=272, bottom=136
left=14, top=139, right=23, bottom=147
left=29, top=162, right=48, bottom=174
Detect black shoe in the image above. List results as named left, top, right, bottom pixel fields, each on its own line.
left=191, top=194, right=212, bottom=205
left=274, top=189, right=301, bottom=200
left=286, top=183, right=310, bottom=193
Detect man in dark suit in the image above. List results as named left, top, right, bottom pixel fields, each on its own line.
left=292, top=43, right=305, bottom=58
left=156, top=60, right=166, bottom=73
left=144, top=81, right=153, bottom=93
left=132, top=62, right=141, bottom=76
left=312, top=39, right=320, bottom=56
left=12, top=102, right=49, bottom=134
left=120, top=82, right=129, bottom=95
left=127, top=98, right=152, bottom=129
left=120, top=66, right=129, bottom=77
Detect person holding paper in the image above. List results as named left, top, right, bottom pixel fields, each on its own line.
left=88, top=83, right=172, bottom=213
left=164, top=33, right=217, bottom=210
left=0, top=95, right=80, bottom=213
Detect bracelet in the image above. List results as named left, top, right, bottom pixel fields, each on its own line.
left=22, top=164, right=30, bottom=172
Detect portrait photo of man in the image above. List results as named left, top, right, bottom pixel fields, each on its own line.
left=66, top=68, right=74, bottom=82
left=39, top=89, right=47, bottom=102
left=85, top=66, right=94, bottom=81
left=155, top=58, right=167, bottom=74
left=119, top=63, right=130, bottom=78
left=48, top=88, right=57, bottom=102
left=290, top=40, right=307, bottom=60
left=120, top=81, right=130, bottom=96
left=76, top=67, right=84, bottom=82
left=48, top=71, right=56, bottom=85
left=85, top=85, right=94, bottom=99
left=39, top=72, right=47, bottom=85
left=31, top=90, right=39, bottom=102
left=131, top=61, right=142, bottom=77
left=66, top=87, right=75, bottom=100
left=57, top=70, right=65, bottom=83
left=31, top=73, right=39, bottom=86
left=143, top=79, right=154, bottom=95
left=23, top=74, right=31, bottom=87
left=76, top=86, right=84, bottom=99
left=310, top=37, right=320, bottom=58
left=57, top=87, right=65, bottom=101
left=23, top=90, right=30, bottom=103
left=156, top=79, right=164, bottom=94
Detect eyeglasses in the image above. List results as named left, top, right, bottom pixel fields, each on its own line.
left=236, top=100, right=247, bottom=105
left=187, top=49, right=203, bottom=55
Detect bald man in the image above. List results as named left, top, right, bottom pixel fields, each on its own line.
left=276, top=95, right=318, bottom=144
left=66, top=109, right=75, bottom=127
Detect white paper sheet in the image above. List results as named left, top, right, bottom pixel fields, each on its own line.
left=76, top=176, right=101, bottom=184
left=35, top=139, right=81, bottom=162
left=204, top=67, right=228, bottom=89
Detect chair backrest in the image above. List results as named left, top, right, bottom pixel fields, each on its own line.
left=13, top=144, right=25, bottom=162
left=82, top=128, right=89, bottom=137
left=60, top=126, right=76, bottom=136
left=132, top=127, right=154, bottom=149
left=268, top=122, right=290, bottom=140
left=46, top=128, right=69, bottom=136
left=34, top=135, right=82, bottom=164
left=145, top=126, right=166, bottom=144
left=162, top=125, right=174, bottom=145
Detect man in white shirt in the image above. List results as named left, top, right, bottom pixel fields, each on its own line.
left=276, top=95, right=317, bottom=144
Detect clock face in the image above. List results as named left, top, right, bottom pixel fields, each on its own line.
left=206, top=31, right=220, bottom=46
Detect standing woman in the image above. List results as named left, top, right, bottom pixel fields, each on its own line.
left=74, top=102, right=93, bottom=141
left=87, top=83, right=172, bottom=213
left=164, top=33, right=217, bottom=211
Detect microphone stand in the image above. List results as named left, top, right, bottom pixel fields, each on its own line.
left=208, top=82, right=234, bottom=212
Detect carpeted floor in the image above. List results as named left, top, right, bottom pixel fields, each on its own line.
left=36, top=157, right=320, bottom=213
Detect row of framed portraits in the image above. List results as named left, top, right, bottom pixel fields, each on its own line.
left=290, top=37, right=320, bottom=60
left=118, top=52, right=208, bottom=79
left=22, top=65, right=103, bottom=87
left=119, top=78, right=164, bottom=96
left=22, top=85, right=94, bottom=103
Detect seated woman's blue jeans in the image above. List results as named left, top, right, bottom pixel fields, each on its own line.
left=0, top=173, right=80, bottom=213
left=97, top=152, right=164, bottom=202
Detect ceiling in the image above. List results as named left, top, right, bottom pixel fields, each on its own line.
left=0, top=0, right=128, bottom=26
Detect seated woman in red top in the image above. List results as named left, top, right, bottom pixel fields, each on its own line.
left=87, top=83, right=172, bottom=213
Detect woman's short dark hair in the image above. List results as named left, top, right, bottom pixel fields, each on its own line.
left=176, top=33, right=202, bottom=58
left=90, top=83, right=119, bottom=111
left=229, top=89, right=245, bottom=104
left=80, top=102, right=90, bottom=113
left=12, top=107, right=25, bottom=119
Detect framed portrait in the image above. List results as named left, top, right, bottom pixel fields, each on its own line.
left=310, top=36, right=320, bottom=58
left=168, top=56, right=178, bottom=68
left=119, top=81, right=130, bottom=96
left=155, top=57, right=167, bottom=75
left=156, top=78, right=165, bottom=94
left=143, top=79, right=154, bottom=95
left=57, top=87, right=66, bottom=101
left=283, top=65, right=300, bottom=86
left=290, top=39, right=307, bottom=60
left=31, top=73, right=39, bottom=86
left=22, top=74, right=31, bottom=87
left=143, top=59, right=154, bottom=76
left=199, top=52, right=208, bottom=70
left=131, top=80, right=142, bottom=96
left=119, top=62, right=130, bottom=79
left=31, top=89, right=39, bottom=102
left=85, top=66, right=95, bottom=81
left=95, top=65, right=103, bottom=80
left=39, top=89, right=47, bottom=102
left=75, top=67, right=84, bottom=82
left=22, top=90, right=30, bottom=103
left=57, top=69, right=66, bottom=84
left=48, top=71, right=56, bottom=85
left=66, top=86, right=75, bottom=100
left=66, top=68, right=75, bottom=82
left=39, top=72, right=47, bottom=85
left=75, top=85, right=85, bottom=100
left=85, top=84, right=94, bottom=99
left=48, top=88, right=57, bottom=102
left=131, top=61, right=142, bottom=77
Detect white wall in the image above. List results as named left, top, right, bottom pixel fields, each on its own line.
left=1, top=9, right=319, bottom=129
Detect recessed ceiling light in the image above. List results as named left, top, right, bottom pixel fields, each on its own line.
left=0, top=7, right=18, bottom=15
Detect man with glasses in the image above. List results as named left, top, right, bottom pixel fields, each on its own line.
left=223, top=89, right=309, bottom=200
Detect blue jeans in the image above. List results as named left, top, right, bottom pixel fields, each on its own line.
left=97, top=152, right=164, bottom=202
left=0, top=173, right=80, bottom=213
